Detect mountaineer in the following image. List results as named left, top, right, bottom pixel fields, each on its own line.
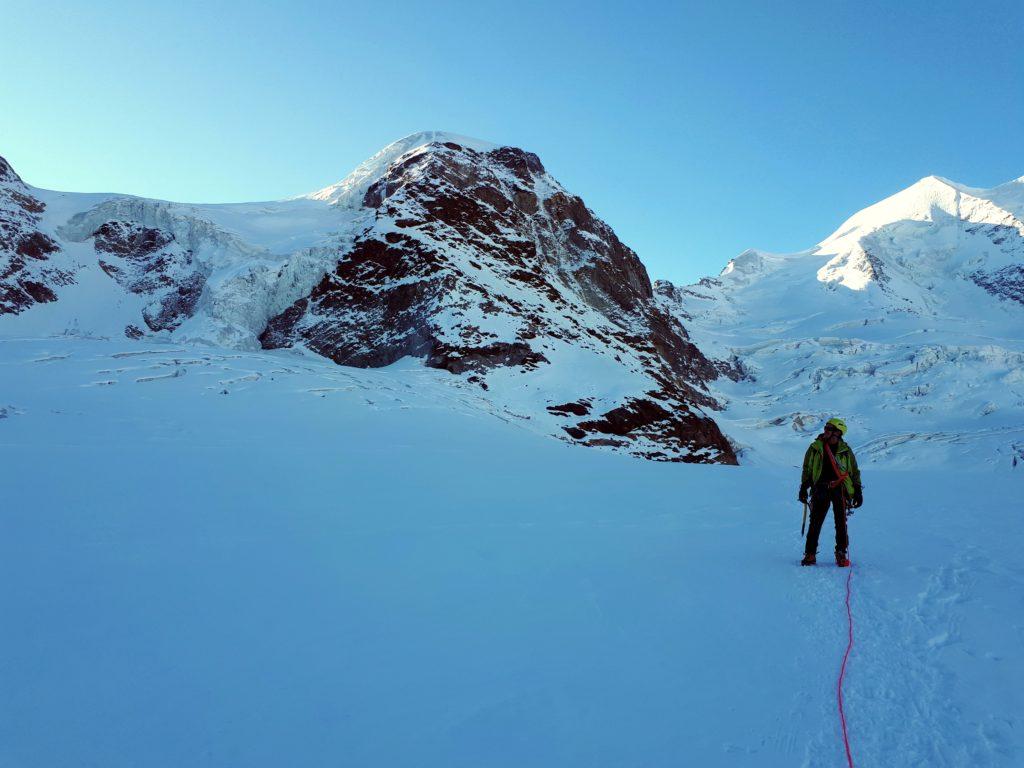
left=799, top=418, right=863, bottom=567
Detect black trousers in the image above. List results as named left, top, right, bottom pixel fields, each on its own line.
left=804, top=484, right=849, bottom=555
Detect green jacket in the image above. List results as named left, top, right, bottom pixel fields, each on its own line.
left=801, top=436, right=861, bottom=497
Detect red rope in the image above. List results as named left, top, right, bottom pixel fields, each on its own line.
left=837, top=563, right=855, bottom=767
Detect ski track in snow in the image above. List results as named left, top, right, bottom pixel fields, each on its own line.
left=844, top=548, right=1012, bottom=767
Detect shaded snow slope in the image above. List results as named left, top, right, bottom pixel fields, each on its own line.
left=1, top=177, right=355, bottom=349
left=656, top=175, right=1024, bottom=470
left=1, top=336, right=1020, bottom=767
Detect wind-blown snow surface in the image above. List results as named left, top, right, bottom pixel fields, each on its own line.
left=2, top=336, right=1021, bottom=766
left=656, top=174, right=1024, bottom=470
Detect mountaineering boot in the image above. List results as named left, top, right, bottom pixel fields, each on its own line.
left=801, top=553, right=816, bottom=566
left=835, top=549, right=850, bottom=567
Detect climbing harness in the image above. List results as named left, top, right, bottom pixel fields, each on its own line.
left=823, top=442, right=850, bottom=491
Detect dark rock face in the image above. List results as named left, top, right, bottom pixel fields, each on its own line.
left=964, top=223, right=1024, bottom=306
left=94, top=221, right=173, bottom=258
left=261, top=235, right=441, bottom=367
left=547, top=400, right=593, bottom=417
left=0, top=155, right=72, bottom=315
left=972, top=264, right=1024, bottom=305
left=262, top=141, right=736, bottom=464
left=91, top=220, right=206, bottom=332
left=427, top=341, right=547, bottom=375
left=0, top=157, right=21, bottom=185
left=573, top=396, right=734, bottom=462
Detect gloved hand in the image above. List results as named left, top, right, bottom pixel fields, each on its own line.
left=852, top=487, right=863, bottom=508
left=798, top=485, right=809, bottom=503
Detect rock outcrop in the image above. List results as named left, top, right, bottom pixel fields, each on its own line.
left=91, top=220, right=207, bottom=332
left=0, top=156, right=70, bottom=315
left=261, top=138, right=735, bottom=463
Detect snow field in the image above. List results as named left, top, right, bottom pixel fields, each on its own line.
left=1, top=337, right=1020, bottom=767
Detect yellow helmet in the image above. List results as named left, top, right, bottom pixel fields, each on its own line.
left=826, top=417, right=848, bottom=435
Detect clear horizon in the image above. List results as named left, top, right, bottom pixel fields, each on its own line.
left=3, top=0, right=1022, bottom=284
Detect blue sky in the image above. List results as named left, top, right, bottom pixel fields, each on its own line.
left=3, top=0, right=1022, bottom=284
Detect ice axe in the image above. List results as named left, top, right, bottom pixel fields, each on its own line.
left=801, top=500, right=808, bottom=537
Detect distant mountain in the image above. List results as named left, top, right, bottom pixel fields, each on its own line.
left=0, top=133, right=736, bottom=464
left=7, top=135, right=1021, bottom=469
left=655, top=174, right=1024, bottom=469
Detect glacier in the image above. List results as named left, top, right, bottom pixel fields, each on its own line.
left=1, top=336, right=1020, bottom=766
left=656, top=173, right=1024, bottom=470
left=2, top=136, right=1022, bottom=766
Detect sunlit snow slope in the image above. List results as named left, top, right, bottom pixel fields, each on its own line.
left=656, top=175, right=1024, bottom=470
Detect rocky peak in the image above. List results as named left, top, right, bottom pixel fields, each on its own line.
left=263, top=137, right=736, bottom=463
left=0, top=155, right=69, bottom=315
left=0, top=155, right=25, bottom=187
left=304, top=131, right=502, bottom=208
left=0, top=137, right=737, bottom=463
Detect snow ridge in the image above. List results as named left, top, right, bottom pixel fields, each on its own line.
left=657, top=172, right=1024, bottom=470
left=302, top=131, right=502, bottom=207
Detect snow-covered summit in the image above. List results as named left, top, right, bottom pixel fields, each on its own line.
left=812, top=173, right=1024, bottom=297
left=302, top=131, right=504, bottom=207
left=716, top=248, right=804, bottom=285
left=656, top=172, right=1024, bottom=470
left=667, top=173, right=1024, bottom=306
left=819, top=174, right=1023, bottom=249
